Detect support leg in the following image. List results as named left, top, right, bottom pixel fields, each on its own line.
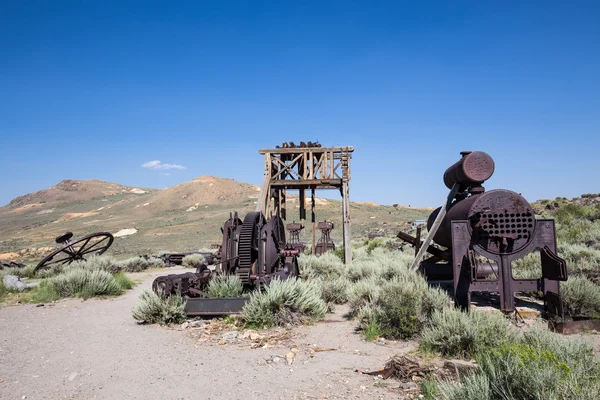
left=342, top=180, right=352, bottom=265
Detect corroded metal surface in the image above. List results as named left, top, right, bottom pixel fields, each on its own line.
left=401, top=151, right=568, bottom=316
left=443, top=151, right=495, bottom=189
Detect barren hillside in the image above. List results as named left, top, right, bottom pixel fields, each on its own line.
left=0, top=176, right=431, bottom=262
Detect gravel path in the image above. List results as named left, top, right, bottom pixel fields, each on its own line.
left=0, top=270, right=412, bottom=400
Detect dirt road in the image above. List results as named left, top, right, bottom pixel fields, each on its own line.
left=0, top=270, right=411, bottom=399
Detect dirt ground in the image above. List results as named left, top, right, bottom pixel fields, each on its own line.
left=0, top=270, right=415, bottom=400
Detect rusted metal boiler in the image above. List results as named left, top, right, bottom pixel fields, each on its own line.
left=400, top=151, right=567, bottom=315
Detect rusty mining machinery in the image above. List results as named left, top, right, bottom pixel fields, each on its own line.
left=152, top=211, right=300, bottom=315
left=315, top=221, right=335, bottom=255
left=399, top=151, right=568, bottom=316
left=286, top=222, right=307, bottom=253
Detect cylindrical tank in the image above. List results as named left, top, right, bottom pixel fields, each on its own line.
left=427, top=189, right=536, bottom=255
left=443, top=151, right=495, bottom=189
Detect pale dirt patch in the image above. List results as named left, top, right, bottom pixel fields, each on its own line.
left=113, top=228, right=138, bottom=238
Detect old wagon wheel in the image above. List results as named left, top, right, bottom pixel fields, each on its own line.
left=34, top=232, right=114, bottom=274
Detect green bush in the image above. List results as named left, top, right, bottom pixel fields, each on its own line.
left=207, top=275, right=243, bottom=298
left=64, top=256, right=122, bottom=273
left=47, top=268, right=132, bottom=299
left=120, top=256, right=164, bottom=272
left=132, top=290, right=186, bottom=325
left=440, top=327, right=600, bottom=400
left=348, top=276, right=382, bottom=314
left=182, top=254, right=206, bottom=269
left=318, top=276, right=351, bottom=306
left=558, top=243, right=600, bottom=273
left=298, top=252, right=345, bottom=280
left=0, top=265, right=36, bottom=279
left=242, top=278, right=327, bottom=328
left=561, top=276, right=600, bottom=318
left=371, top=277, right=448, bottom=340
left=420, top=308, right=516, bottom=358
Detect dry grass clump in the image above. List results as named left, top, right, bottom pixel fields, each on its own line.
left=207, top=275, right=243, bottom=298
left=242, top=278, right=327, bottom=328
left=132, top=289, right=186, bottom=325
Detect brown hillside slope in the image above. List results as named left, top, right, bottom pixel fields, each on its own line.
left=4, top=180, right=154, bottom=212
left=0, top=177, right=431, bottom=261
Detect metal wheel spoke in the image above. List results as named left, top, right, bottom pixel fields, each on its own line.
left=79, top=237, right=108, bottom=254
left=74, top=236, right=93, bottom=255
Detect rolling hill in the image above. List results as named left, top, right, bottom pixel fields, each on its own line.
left=0, top=177, right=432, bottom=262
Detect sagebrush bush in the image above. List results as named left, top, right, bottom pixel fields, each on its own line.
left=242, top=278, right=327, bottom=328
left=561, top=276, right=600, bottom=318
left=348, top=276, right=382, bottom=315
left=182, top=254, right=206, bottom=269
left=420, top=308, right=516, bottom=358
left=47, top=268, right=132, bottom=299
left=558, top=243, right=600, bottom=273
left=0, top=265, right=36, bottom=279
left=132, top=290, right=186, bottom=325
left=318, top=276, right=351, bottom=306
left=440, top=326, right=600, bottom=400
left=298, top=252, right=345, bottom=280
left=207, top=275, right=243, bottom=298
left=357, top=275, right=449, bottom=340
left=64, top=256, right=121, bottom=274
left=120, top=256, right=164, bottom=272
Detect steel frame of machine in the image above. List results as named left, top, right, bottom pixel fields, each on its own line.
left=257, top=145, right=354, bottom=264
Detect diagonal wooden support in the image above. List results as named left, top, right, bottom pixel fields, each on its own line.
left=409, top=184, right=459, bottom=271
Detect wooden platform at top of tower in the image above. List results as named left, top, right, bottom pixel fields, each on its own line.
left=256, top=145, right=354, bottom=264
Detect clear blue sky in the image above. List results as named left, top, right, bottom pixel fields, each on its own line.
left=1, top=1, right=599, bottom=207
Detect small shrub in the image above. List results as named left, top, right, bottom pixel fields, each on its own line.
left=375, top=279, right=448, bottom=340
left=366, top=237, right=387, bottom=254
left=348, top=276, right=382, bottom=314
left=298, top=252, right=345, bottom=280
left=420, top=308, right=516, bottom=358
left=132, top=290, right=186, bottom=325
left=558, top=243, right=600, bottom=273
left=319, top=276, right=351, bottom=305
left=441, top=328, right=600, bottom=400
left=561, top=276, right=600, bottom=318
left=0, top=265, right=36, bottom=279
left=207, top=275, right=243, bottom=298
left=113, top=272, right=134, bottom=290
left=48, top=268, right=129, bottom=299
left=242, top=278, right=327, bottom=328
left=56, top=256, right=121, bottom=274
left=363, top=319, right=382, bottom=341
left=419, top=377, right=440, bottom=400
left=120, top=256, right=164, bottom=272
left=182, top=254, right=206, bottom=269
left=438, top=374, right=491, bottom=400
